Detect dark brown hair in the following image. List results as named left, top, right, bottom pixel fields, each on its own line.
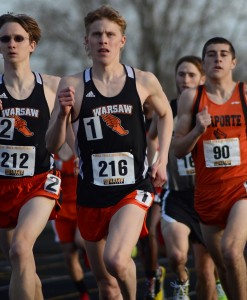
left=202, top=37, right=235, bottom=60
left=0, top=13, right=41, bottom=44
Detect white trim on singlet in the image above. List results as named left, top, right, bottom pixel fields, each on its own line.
left=142, top=154, right=149, bottom=178
left=0, top=73, right=42, bottom=85
left=34, top=72, right=42, bottom=85
left=84, top=68, right=91, bottom=83
left=125, top=65, right=134, bottom=78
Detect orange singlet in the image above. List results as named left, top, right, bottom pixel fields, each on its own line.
left=192, top=83, right=247, bottom=228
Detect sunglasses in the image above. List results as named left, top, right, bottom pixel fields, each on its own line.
left=0, top=35, right=29, bottom=43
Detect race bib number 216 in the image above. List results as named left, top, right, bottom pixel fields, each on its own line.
left=92, top=152, right=135, bottom=186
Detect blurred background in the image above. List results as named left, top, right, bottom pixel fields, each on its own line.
left=1, top=0, right=246, bottom=100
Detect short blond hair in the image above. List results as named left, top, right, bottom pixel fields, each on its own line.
left=84, top=5, right=127, bottom=35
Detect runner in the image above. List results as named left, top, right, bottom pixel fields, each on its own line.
left=0, top=13, right=61, bottom=300
left=173, top=37, right=247, bottom=300
left=46, top=5, right=173, bottom=299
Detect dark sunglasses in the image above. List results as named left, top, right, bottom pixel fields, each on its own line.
left=0, top=35, right=29, bottom=43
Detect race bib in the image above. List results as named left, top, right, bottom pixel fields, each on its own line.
left=135, top=190, right=153, bottom=207
left=44, top=173, right=61, bottom=195
left=92, top=152, right=135, bottom=186
left=0, top=144, right=35, bottom=177
left=203, top=138, right=240, bottom=167
left=0, top=117, right=15, bottom=140
left=177, top=153, right=195, bottom=176
left=83, top=116, right=103, bottom=141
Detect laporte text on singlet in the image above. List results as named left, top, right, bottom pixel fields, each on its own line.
left=210, top=114, right=241, bottom=127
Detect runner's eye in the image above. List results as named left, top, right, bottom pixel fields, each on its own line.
left=0, top=35, right=29, bottom=43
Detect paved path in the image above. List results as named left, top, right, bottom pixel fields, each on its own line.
left=0, top=223, right=197, bottom=300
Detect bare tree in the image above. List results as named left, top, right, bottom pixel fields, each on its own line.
left=10, top=0, right=247, bottom=97
left=128, top=0, right=247, bottom=97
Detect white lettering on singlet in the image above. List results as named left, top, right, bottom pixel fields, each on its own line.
left=2, top=108, right=39, bottom=118
left=93, top=104, right=133, bottom=116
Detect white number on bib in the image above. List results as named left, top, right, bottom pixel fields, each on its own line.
left=0, top=145, right=35, bottom=176
left=92, top=152, right=135, bottom=186
left=203, top=138, right=240, bottom=167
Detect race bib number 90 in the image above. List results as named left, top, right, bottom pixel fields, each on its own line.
left=92, top=152, right=135, bottom=186
left=203, top=138, right=240, bottom=167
